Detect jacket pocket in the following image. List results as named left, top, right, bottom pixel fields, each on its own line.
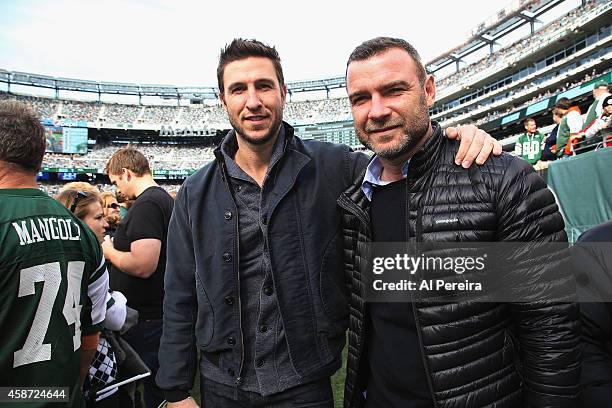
left=194, top=272, right=214, bottom=347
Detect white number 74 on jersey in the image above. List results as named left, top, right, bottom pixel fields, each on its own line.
left=14, top=261, right=85, bottom=368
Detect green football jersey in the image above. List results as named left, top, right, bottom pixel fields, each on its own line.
left=515, top=132, right=545, bottom=165
left=0, top=188, right=108, bottom=408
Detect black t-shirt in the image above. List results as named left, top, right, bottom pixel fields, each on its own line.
left=366, top=179, right=432, bottom=408
left=109, top=186, right=174, bottom=319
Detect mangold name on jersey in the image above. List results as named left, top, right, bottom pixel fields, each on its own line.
left=11, top=217, right=81, bottom=246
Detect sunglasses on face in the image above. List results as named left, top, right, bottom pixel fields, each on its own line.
left=70, top=191, right=89, bottom=213
left=106, top=203, right=120, bottom=209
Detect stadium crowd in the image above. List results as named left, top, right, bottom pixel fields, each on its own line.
left=42, top=144, right=215, bottom=171
left=465, top=68, right=612, bottom=127
left=0, top=0, right=608, bottom=132
left=434, top=0, right=606, bottom=92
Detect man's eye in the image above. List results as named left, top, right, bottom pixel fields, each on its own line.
left=351, top=97, right=366, bottom=106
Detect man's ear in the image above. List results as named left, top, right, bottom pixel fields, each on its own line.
left=281, top=85, right=287, bottom=104
left=424, top=74, right=436, bottom=108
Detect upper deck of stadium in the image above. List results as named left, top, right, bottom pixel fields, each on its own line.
left=1, top=0, right=610, bottom=146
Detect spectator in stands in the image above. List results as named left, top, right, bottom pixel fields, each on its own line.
left=116, top=192, right=132, bottom=218
left=515, top=117, right=545, bottom=165
left=579, top=95, right=612, bottom=143
left=0, top=100, right=108, bottom=407
left=156, top=37, right=502, bottom=408
left=541, top=108, right=562, bottom=161
left=102, top=147, right=174, bottom=408
left=56, top=187, right=107, bottom=242
left=583, top=81, right=611, bottom=127
left=57, top=187, right=144, bottom=408
left=101, top=191, right=122, bottom=236
left=555, top=97, right=583, bottom=157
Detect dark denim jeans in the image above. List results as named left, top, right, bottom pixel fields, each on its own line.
left=123, top=319, right=164, bottom=408
left=201, top=376, right=334, bottom=407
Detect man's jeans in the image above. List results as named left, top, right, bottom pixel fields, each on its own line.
left=123, top=319, right=164, bottom=408
left=201, top=376, right=334, bottom=407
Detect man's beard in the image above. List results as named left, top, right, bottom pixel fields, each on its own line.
left=356, top=93, right=430, bottom=160
left=229, top=110, right=283, bottom=146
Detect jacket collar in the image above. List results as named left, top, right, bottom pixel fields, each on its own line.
left=341, top=121, right=444, bottom=208
left=213, top=121, right=296, bottom=163
left=409, top=121, right=444, bottom=176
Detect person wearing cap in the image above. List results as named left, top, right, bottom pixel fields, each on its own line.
left=583, top=81, right=610, bottom=127
left=579, top=94, right=612, bottom=141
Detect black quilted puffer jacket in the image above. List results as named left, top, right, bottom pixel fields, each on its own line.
left=338, top=123, right=580, bottom=408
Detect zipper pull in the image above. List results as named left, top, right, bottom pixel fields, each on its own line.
left=235, top=376, right=243, bottom=386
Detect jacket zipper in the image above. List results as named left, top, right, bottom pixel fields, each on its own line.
left=407, top=175, right=439, bottom=408
left=337, top=192, right=371, bottom=406
left=219, top=160, right=245, bottom=385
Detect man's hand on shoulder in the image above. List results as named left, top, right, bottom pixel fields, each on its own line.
left=167, top=397, right=199, bottom=408
left=446, top=124, right=503, bottom=168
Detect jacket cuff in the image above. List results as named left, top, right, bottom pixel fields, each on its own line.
left=164, top=390, right=191, bottom=403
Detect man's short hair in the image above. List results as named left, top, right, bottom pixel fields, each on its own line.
left=217, top=38, right=284, bottom=94
left=346, top=37, right=427, bottom=86
left=555, top=97, right=571, bottom=110
left=0, top=100, right=45, bottom=174
left=524, top=117, right=536, bottom=126
left=594, top=80, right=608, bottom=89
left=105, top=147, right=151, bottom=176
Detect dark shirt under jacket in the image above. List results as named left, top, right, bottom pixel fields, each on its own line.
left=366, top=180, right=432, bottom=408
left=201, top=127, right=301, bottom=396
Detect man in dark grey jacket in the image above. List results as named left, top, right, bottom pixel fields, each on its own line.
left=156, top=38, right=502, bottom=408
left=340, top=37, right=580, bottom=408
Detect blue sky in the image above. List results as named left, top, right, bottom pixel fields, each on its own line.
left=0, top=0, right=578, bottom=87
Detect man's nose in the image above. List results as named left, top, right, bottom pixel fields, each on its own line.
left=368, top=94, right=391, bottom=121
left=246, top=87, right=262, bottom=111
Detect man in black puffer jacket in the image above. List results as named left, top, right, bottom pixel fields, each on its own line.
left=339, top=37, right=580, bottom=408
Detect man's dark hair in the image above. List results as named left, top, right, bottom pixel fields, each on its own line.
left=524, top=117, right=536, bottom=125
left=346, top=37, right=427, bottom=85
left=555, top=97, right=571, bottom=110
left=0, top=100, right=45, bottom=174
left=217, top=38, right=285, bottom=94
